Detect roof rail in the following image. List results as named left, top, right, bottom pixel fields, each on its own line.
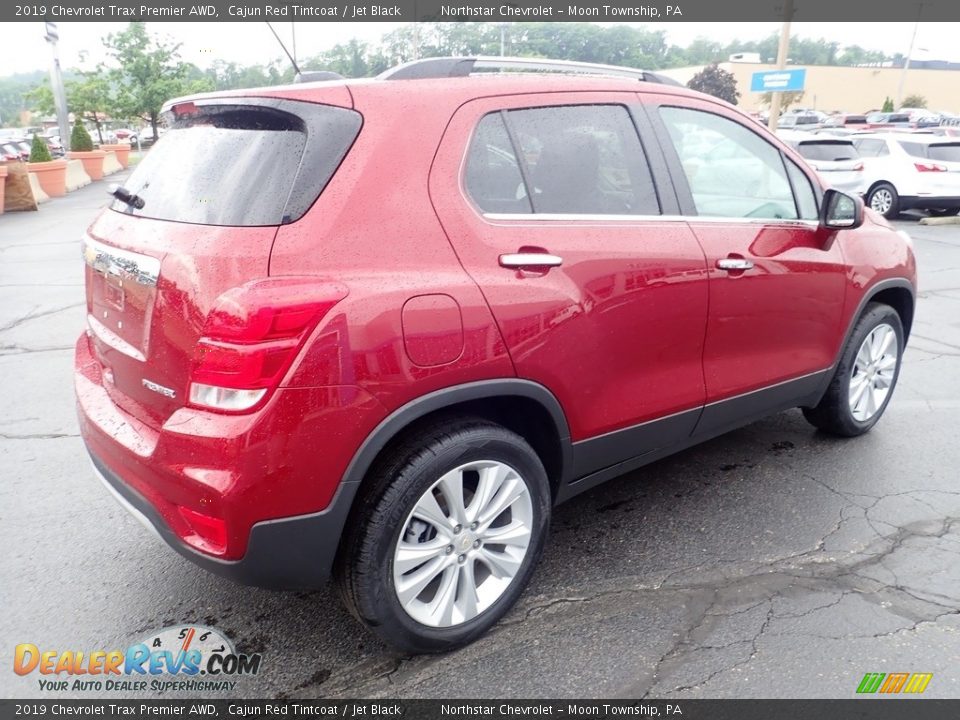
left=377, top=56, right=682, bottom=86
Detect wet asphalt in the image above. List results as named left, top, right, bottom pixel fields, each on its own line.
left=2, top=173, right=960, bottom=700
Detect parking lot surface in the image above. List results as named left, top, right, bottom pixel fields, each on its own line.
left=2, top=178, right=960, bottom=699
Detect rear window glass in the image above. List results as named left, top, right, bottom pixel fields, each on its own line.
left=796, top=141, right=859, bottom=161
left=929, top=144, right=960, bottom=162
left=111, top=103, right=360, bottom=226
left=844, top=115, right=867, bottom=124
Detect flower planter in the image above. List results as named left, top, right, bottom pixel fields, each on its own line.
left=0, top=164, right=7, bottom=214
left=67, top=150, right=107, bottom=181
left=100, top=143, right=131, bottom=168
left=27, top=158, right=68, bottom=198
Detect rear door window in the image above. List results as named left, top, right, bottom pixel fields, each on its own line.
left=464, top=113, right=531, bottom=214
left=112, top=103, right=361, bottom=226
left=464, top=105, right=660, bottom=216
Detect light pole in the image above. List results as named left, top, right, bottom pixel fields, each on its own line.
left=767, top=0, right=794, bottom=133
left=895, top=16, right=922, bottom=109
left=499, top=23, right=509, bottom=57
left=44, top=22, right=70, bottom=148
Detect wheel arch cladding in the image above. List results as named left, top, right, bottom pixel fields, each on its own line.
left=869, top=285, right=914, bottom=341
left=330, top=380, right=571, bottom=574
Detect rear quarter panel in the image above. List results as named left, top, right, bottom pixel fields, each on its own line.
left=269, top=85, right=515, bottom=412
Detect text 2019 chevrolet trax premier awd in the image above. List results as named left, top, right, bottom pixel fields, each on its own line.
left=75, top=57, right=916, bottom=653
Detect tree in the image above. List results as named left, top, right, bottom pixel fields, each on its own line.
left=28, top=134, right=52, bottom=162
left=103, top=23, right=213, bottom=138
left=24, top=82, right=55, bottom=117
left=882, top=96, right=895, bottom=112
left=70, top=117, right=94, bottom=152
left=687, top=63, right=740, bottom=105
left=68, top=73, right=113, bottom=143
left=761, top=90, right=805, bottom=110
left=901, top=94, right=927, bottom=109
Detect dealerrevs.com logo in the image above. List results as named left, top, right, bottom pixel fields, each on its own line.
left=14, top=625, right=262, bottom=693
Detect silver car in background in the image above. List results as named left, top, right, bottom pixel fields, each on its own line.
left=778, top=130, right=867, bottom=196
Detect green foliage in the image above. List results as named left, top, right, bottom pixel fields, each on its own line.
left=70, top=117, right=94, bottom=151
left=688, top=64, right=740, bottom=105
left=28, top=133, right=52, bottom=162
left=882, top=96, right=895, bottom=112
left=69, top=73, right=114, bottom=142
left=901, top=94, right=927, bottom=109
left=24, top=82, right=56, bottom=117
left=103, top=22, right=212, bottom=137
left=4, top=23, right=919, bottom=127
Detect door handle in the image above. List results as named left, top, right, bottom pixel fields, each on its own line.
left=716, top=257, right=754, bottom=271
left=499, top=253, right=564, bottom=269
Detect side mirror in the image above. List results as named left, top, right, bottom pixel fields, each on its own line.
left=821, top=188, right=864, bottom=230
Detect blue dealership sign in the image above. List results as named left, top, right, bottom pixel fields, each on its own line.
left=750, top=68, right=807, bottom=93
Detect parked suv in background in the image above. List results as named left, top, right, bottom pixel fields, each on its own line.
left=778, top=130, right=866, bottom=196
left=76, top=57, right=916, bottom=653
left=854, top=133, right=960, bottom=217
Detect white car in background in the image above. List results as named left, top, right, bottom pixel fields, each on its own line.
left=778, top=130, right=866, bottom=196
left=853, top=133, right=960, bottom=218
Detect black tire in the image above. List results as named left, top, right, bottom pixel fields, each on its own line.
left=928, top=207, right=960, bottom=217
left=802, top=303, right=904, bottom=437
left=336, top=417, right=551, bottom=653
left=866, top=182, right=901, bottom=219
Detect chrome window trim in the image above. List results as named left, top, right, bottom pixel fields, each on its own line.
left=483, top=212, right=820, bottom=229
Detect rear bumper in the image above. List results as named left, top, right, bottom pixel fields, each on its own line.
left=89, top=447, right=358, bottom=589
left=75, top=331, right=384, bottom=588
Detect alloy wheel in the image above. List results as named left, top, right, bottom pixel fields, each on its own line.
left=392, top=460, right=534, bottom=628
left=869, top=188, right=893, bottom=215
left=848, top=323, right=899, bottom=422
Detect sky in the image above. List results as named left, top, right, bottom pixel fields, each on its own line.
left=2, top=22, right=957, bottom=77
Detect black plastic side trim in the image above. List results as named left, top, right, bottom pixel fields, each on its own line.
left=693, top=370, right=828, bottom=440
left=852, top=278, right=915, bottom=343
left=339, top=379, right=573, bottom=488
left=570, top=407, right=701, bottom=479
left=557, top=372, right=828, bottom=503
left=89, top=449, right=356, bottom=590
left=810, top=277, right=915, bottom=400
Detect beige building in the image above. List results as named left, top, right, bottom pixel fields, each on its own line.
left=659, top=62, right=960, bottom=114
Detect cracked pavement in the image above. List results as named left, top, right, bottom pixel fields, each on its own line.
left=2, top=178, right=960, bottom=699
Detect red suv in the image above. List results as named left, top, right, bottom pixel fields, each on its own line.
left=76, top=57, right=916, bottom=653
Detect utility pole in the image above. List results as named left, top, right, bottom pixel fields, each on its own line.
left=895, top=12, right=921, bottom=109
left=44, top=22, right=70, bottom=148
left=499, top=23, right=508, bottom=56
left=766, top=0, right=794, bottom=133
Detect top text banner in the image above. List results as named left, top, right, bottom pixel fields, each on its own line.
left=5, top=0, right=959, bottom=23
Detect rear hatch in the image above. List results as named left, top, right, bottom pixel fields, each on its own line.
left=899, top=140, right=960, bottom=193
left=793, top=139, right=865, bottom=193
left=83, top=95, right=361, bottom=426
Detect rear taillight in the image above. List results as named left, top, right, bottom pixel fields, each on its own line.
left=188, top=277, right=348, bottom=413
left=915, top=162, right=947, bottom=172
